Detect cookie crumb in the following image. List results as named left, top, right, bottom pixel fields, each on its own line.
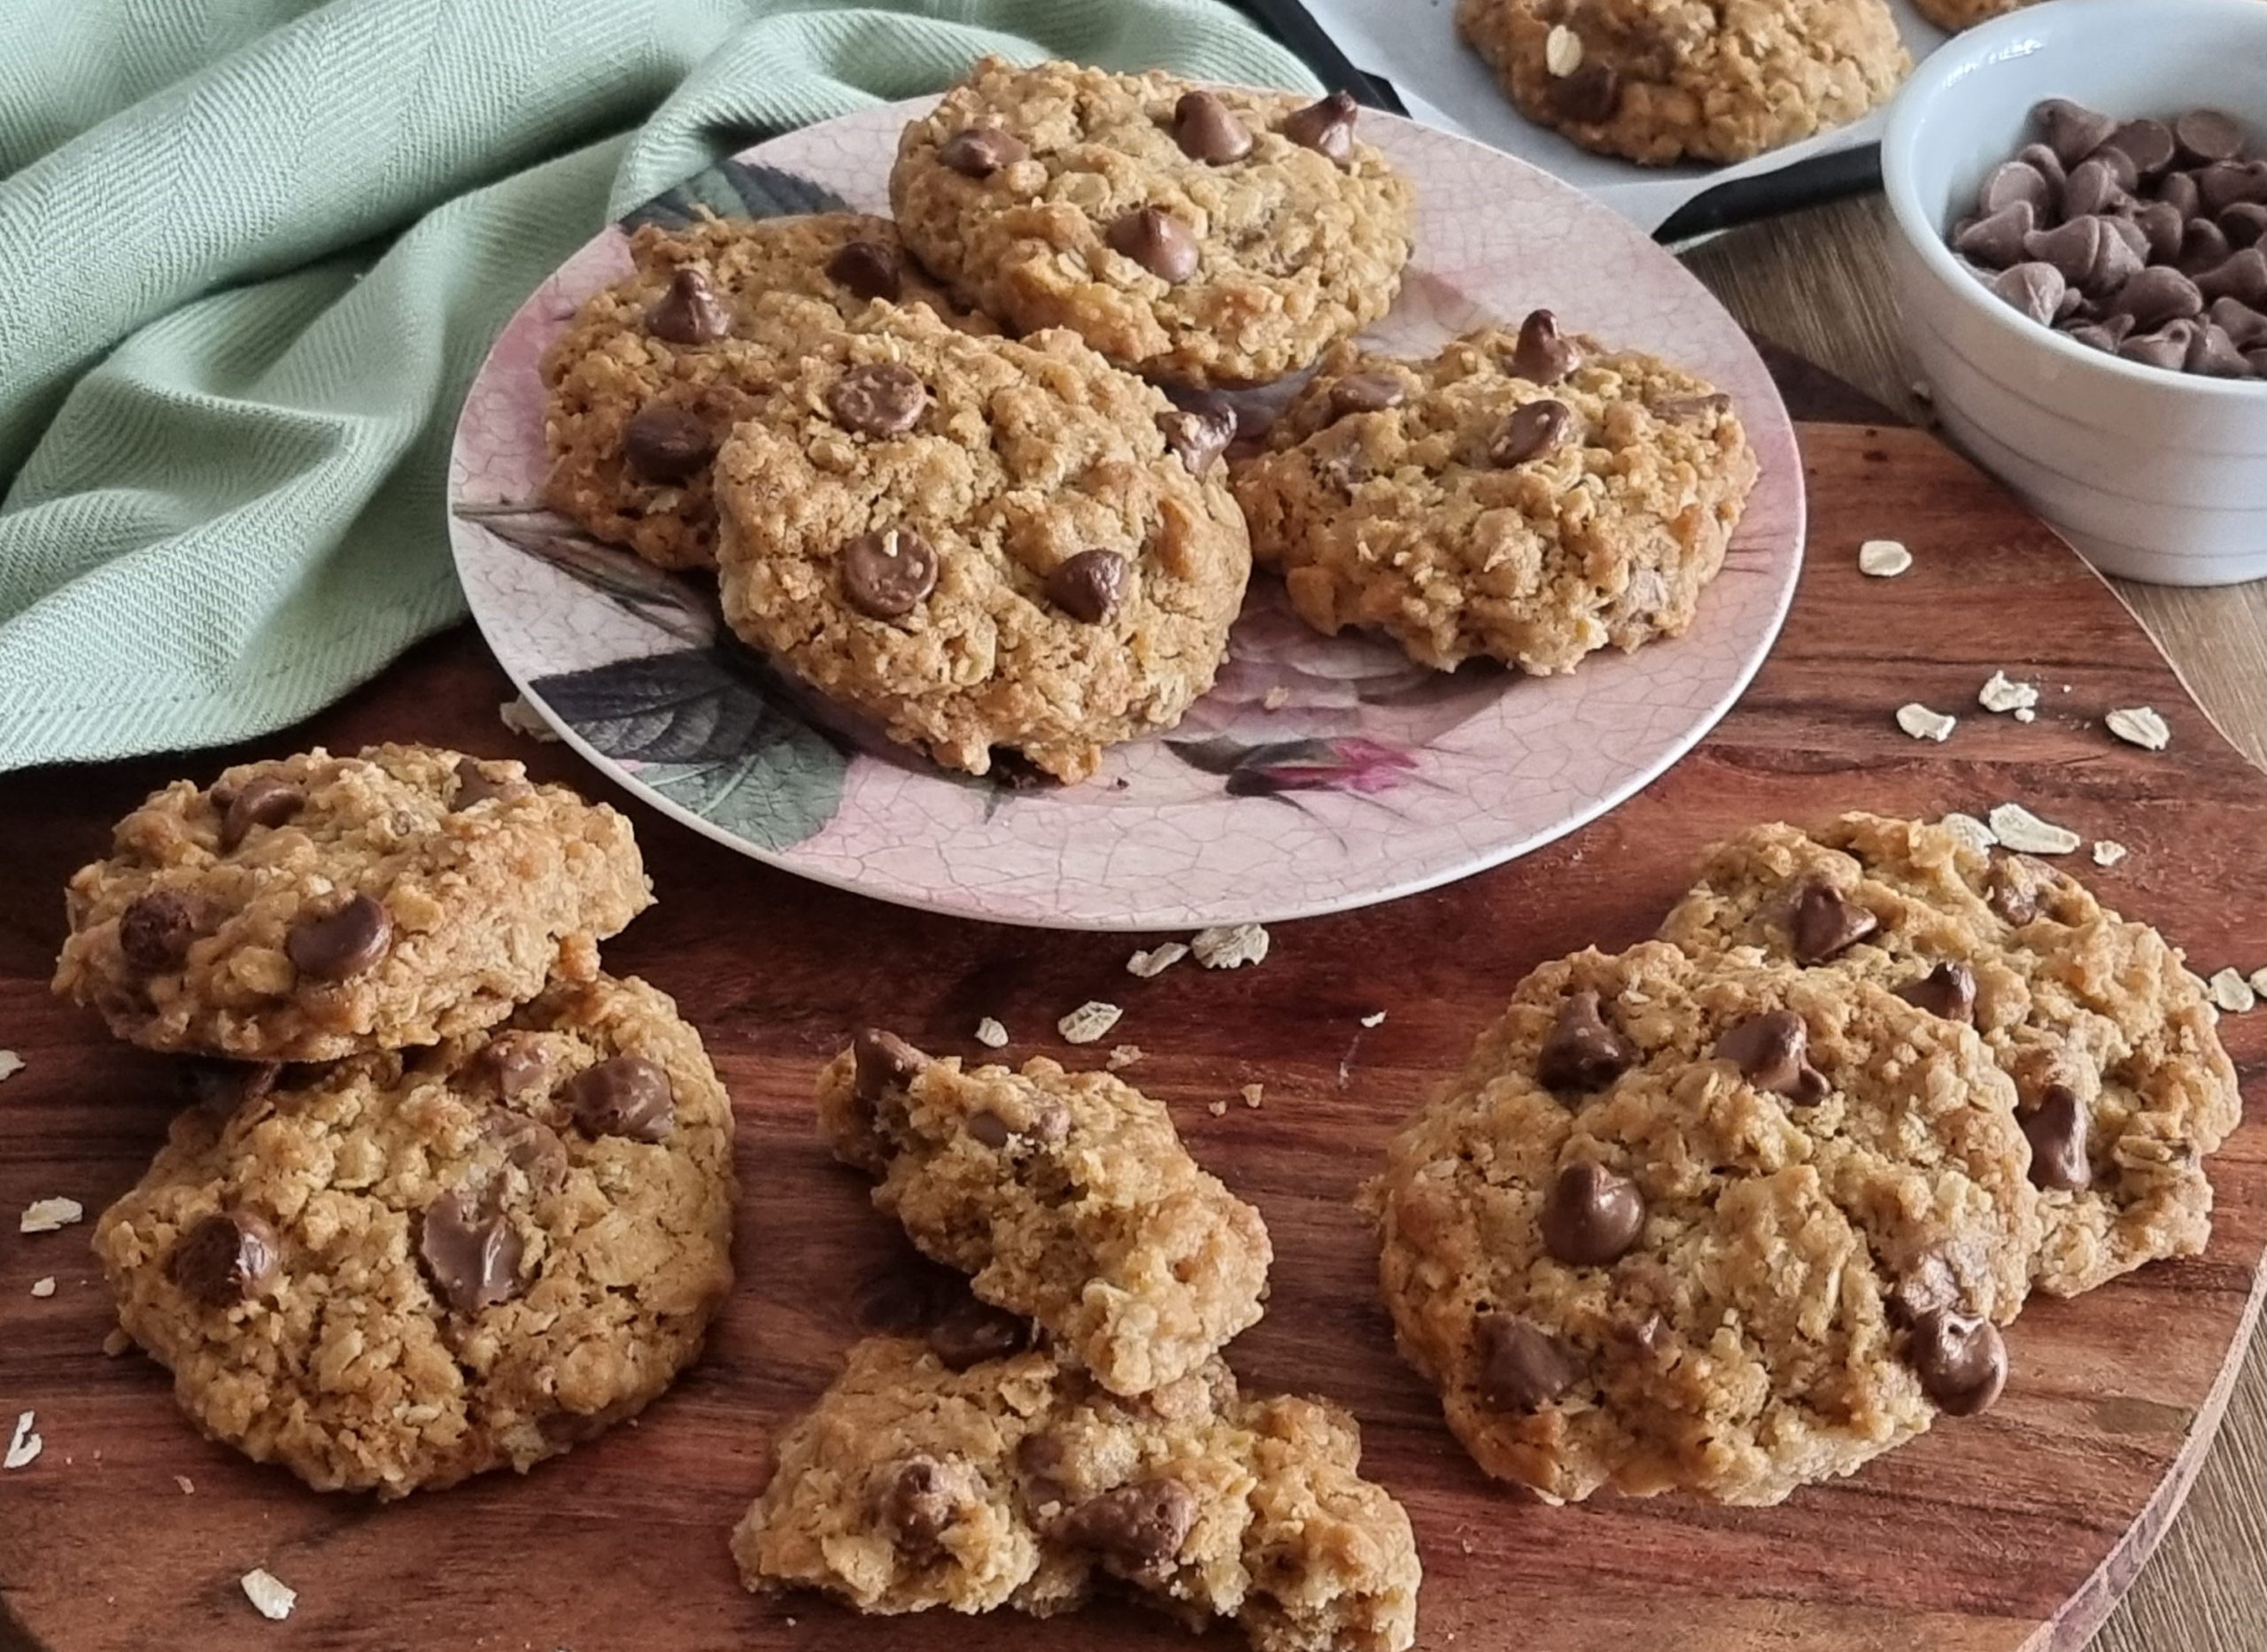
left=1240, top=1083, right=1265, bottom=1109
left=1206, top=1098, right=1229, bottom=1117
left=1858, top=539, right=1912, bottom=577
left=2092, top=839, right=2129, bottom=868
left=973, top=1016, right=1010, bottom=1049
left=1544, top=22, right=1584, bottom=74
left=1126, top=942, right=1189, bottom=978
left=0, top=1050, right=21, bottom=1084
left=4, top=1412, right=41, bottom=1471
left=240, top=1568, right=298, bottom=1622
left=1359, top=1011, right=1387, bottom=1028
left=1191, top=923, right=1270, bottom=969
left=175, top=1475, right=196, bottom=1494
left=1987, top=803, right=2080, bottom=855
left=2208, top=969, right=2257, bottom=1014
left=19, top=1197, right=84, bottom=1235
left=1105, top=1044, right=1144, bottom=1071
left=1940, top=811, right=1998, bottom=852
left=1262, top=686, right=1290, bottom=712
left=1895, top=703, right=1956, bottom=743
left=2106, top=706, right=2170, bottom=752
left=1057, top=1001, right=1123, bottom=1045
left=498, top=694, right=561, bottom=744
left=102, top=1328, right=133, bottom=1357
left=30, top=1277, right=55, bottom=1299
left=1978, top=671, right=2040, bottom=714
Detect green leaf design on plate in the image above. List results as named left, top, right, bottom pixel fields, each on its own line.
left=618, top=156, right=850, bottom=233
left=530, top=647, right=847, bottom=850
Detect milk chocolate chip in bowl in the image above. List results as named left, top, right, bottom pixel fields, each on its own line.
left=1106, top=206, right=1199, bottom=283
left=286, top=893, right=391, bottom=981
left=825, top=239, right=902, bottom=304
left=417, top=1188, right=524, bottom=1313
left=1714, top=1010, right=1829, bottom=1104
left=2022, top=1083, right=2093, bottom=1191
left=939, top=124, right=1028, bottom=178
left=1046, top=550, right=1128, bottom=624
left=1172, top=89, right=1251, bottom=164
left=218, top=776, right=305, bottom=852
left=118, top=889, right=197, bottom=973
left=1058, top=1478, right=1197, bottom=1571
left=644, top=266, right=729, bottom=344
left=1535, top=990, right=1636, bottom=1094
left=1895, top=961, right=1977, bottom=1023
left=1281, top=89, right=1357, bottom=163
left=622, top=405, right=715, bottom=482
left=840, top=529, right=940, bottom=620
left=1539, top=1162, right=1645, bottom=1266
left=1905, top=1308, right=2008, bottom=1417
left=1788, top=879, right=1878, bottom=963
left=1510, top=308, right=1583, bottom=382
left=1474, top=1313, right=1575, bottom=1412
left=171, top=1209, right=281, bottom=1307
left=563, top=1054, right=674, bottom=1142
left=826, top=364, right=927, bottom=436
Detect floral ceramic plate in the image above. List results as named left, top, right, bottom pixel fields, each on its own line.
left=448, top=98, right=1805, bottom=931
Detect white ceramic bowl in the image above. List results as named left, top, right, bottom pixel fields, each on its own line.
left=1882, top=0, right=2267, bottom=585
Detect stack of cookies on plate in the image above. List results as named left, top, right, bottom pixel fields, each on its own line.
left=51, top=744, right=736, bottom=1499
left=538, top=56, right=1760, bottom=784
left=1367, top=812, right=2240, bottom=1504
left=732, top=1030, right=1421, bottom=1650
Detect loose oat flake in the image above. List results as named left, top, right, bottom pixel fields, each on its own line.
left=1858, top=539, right=1913, bottom=577
left=1987, top=804, right=2081, bottom=855
left=1057, top=1001, right=1123, bottom=1045
left=30, top=1277, right=55, bottom=1298
left=2093, top=840, right=2129, bottom=868
left=0, top=1050, right=21, bottom=1084
left=1978, top=672, right=2040, bottom=714
left=1106, top=1044, right=1144, bottom=1071
left=1544, top=23, right=1583, bottom=74
left=2208, top=969, right=2257, bottom=1014
left=1190, top=923, right=1270, bottom=969
left=1126, top=943, right=1188, bottom=979
left=1240, top=1084, right=1265, bottom=1110
left=4, top=1412, right=40, bottom=1471
left=1895, top=703, right=1957, bottom=743
left=1206, top=1098, right=1229, bottom=1117
left=175, top=1475, right=196, bottom=1494
left=1261, top=686, right=1290, bottom=712
left=498, top=694, right=561, bottom=744
left=2105, top=706, right=2170, bottom=752
left=241, top=1568, right=298, bottom=1622
left=973, top=1017, right=1009, bottom=1049
left=2250, top=968, right=2267, bottom=998
left=1359, top=1011, right=1388, bottom=1028
left=19, top=1197, right=84, bottom=1235
left=1940, top=812, right=1998, bottom=852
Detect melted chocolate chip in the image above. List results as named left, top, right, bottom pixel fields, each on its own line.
left=853, top=1029, right=927, bottom=1104
left=484, top=1111, right=569, bottom=1193
left=451, top=763, right=531, bottom=808
left=2022, top=1083, right=2093, bottom=1191
left=1157, top=398, right=1235, bottom=475
left=1552, top=64, right=1621, bottom=124
left=840, top=529, right=939, bottom=619
left=1281, top=90, right=1358, bottom=163
left=170, top=1209, right=281, bottom=1306
left=1106, top=205, right=1200, bottom=283
left=826, top=363, right=928, bottom=436
left=1474, top=1313, right=1575, bottom=1412
left=1489, top=399, right=1572, bottom=467
left=825, top=239, right=902, bottom=304
left=1789, top=880, right=1879, bottom=964
left=218, top=776, right=305, bottom=852
left=118, top=890, right=197, bottom=973
left=1895, top=961, right=1978, bottom=1023
left=479, top=1033, right=551, bottom=1100
left=417, top=1189, right=523, bottom=1314
left=878, top=1455, right=975, bottom=1549
left=644, top=266, right=730, bottom=344
left=1713, top=1010, right=1830, bottom=1104
left=1172, top=89, right=1252, bottom=164
left=1510, top=308, right=1583, bottom=382
left=1535, top=991, right=1636, bottom=1095
left=1058, top=1478, right=1197, bottom=1571
left=621, top=405, right=716, bottom=482
left=1327, top=373, right=1404, bottom=420
left=285, top=893, right=391, bottom=982
left=563, top=1054, right=674, bottom=1142
left=939, top=125, right=1028, bottom=177
left=1905, top=1308, right=2008, bottom=1417
left=1046, top=550, right=1128, bottom=624
left=1539, top=1162, right=1645, bottom=1266
left=926, top=1297, right=1031, bottom=1370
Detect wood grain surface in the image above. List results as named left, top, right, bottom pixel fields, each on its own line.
left=0, top=362, right=2262, bottom=1652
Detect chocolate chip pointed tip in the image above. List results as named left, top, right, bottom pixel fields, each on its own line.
left=1172, top=89, right=1252, bottom=164
left=1895, top=961, right=1977, bottom=1023
left=1282, top=89, right=1358, bottom=162
left=1713, top=1009, right=1830, bottom=1104
left=644, top=266, right=730, bottom=344
left=852, top=1029, right=927, bottom=1102
left=1105, top=205, right=1200, bottom=283
left=1789, top=879, right=1879, bottom=964
left=939, top=124, right=1029, bottom=178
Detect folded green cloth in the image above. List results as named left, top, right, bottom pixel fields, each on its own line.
left=0, top=0, right=1315, bottom=772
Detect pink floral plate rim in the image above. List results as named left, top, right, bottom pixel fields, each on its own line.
left=446, top=96, right=1806, bottom=933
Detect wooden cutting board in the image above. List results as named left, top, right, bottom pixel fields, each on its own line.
left=1, top=351, right=2260, bottom=1652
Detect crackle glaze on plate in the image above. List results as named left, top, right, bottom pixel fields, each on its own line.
left=447, top=97, right=1806, bottom=931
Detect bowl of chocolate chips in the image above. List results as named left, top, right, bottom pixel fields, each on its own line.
left=1882, top=0, right=2267, bottom=585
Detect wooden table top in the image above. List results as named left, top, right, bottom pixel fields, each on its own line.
left=1686, top=196, right=2267, bottom=1652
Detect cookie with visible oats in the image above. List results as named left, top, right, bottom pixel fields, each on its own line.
left=731, top=1336, right=1420, bottom=1652
left=1230, top=315, right=1757, bottom=674
left=1456, top=0, right=1911, bottom=166
left=93, top=972, right=735, bottom=1498
left=1367, top=941, right=2038, bottom=1506
left=52, top=745, right=651, bottom=1062
left=711, top=305, right=1250, bottom=783
left=888, top=56, right=1414, bottom=386
left=541, top=211, right=986, bottom=571
left=1657, top=813, right=2241, bottom=1296
left=817, top=1031, right=1271, bottom=1398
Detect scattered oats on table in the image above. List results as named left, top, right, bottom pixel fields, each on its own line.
left=1191, top=922, right=1270, bottom=969
left=1978, top=671, right=2040, bottom=714
left=175, top=1475, right=196, bottom=1494
left=1360, top=1011, right=1388, bottom=1028
left=973, top=1016, right=1010, bottom=1049
left=2093, top=840, right=2129, bottom=868
left=1207, top=1098, right=1230, bottom=1117
left=1056, top=1001, right=1123, bottom=1045
left=498, top=694, right=561, bottom=743
left=1895, top=703, right=1956, bottom=743
left=1940, top=811, right=1998, bottom=852
left=19, top=1197, right=84, bottom=1234
left=1987, top=802, right=2080, bottom=854
left=1858, top=539, right=1913, bottom=577
left=1106, top=1044, right=1144, bottom=1070
left=30, top=1277, right=55, bottom=1298
left=2207, top=969, right=2258, bottom=1014
left=240, top=1568, right=298, bottom=1622
left=2106, top=706, right=2171, bottom=752
left=0, top=1050, right=22, bottom=1083
left=1126, top=942, right=1188, bottom=978
left=2251, top=968, right=2267, bottom=998
left=4, top=1412, right=41, bottom=1471
left=1241, top=1083, right=1265, bottom=1109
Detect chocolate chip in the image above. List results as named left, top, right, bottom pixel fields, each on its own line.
left=1157, top=398, right=1235, bottom=475
left=878, top=1455, right=977, bottom=1549
left=1905, top=1308, right=2008, bottom=1417
left=853, top=1029, right=926, bottom=1104
left=1985, top=854, right=2061, bottom=926
left=2198, top=160, right=2267, bottom=215
left=1713, top=1010, right=1830, bottom=1104
left=2176, top=109, right=2248, bottom=165
left=484, top=1111, right=569, bottom=1193
left=621, top=405, right=714, bottom=482
left=1474, top=1313, right=1575, bottom=1412
left=1955, top=201, right=2036, bottom=268
left=2130, top=199, right=2187, bottom=263
left=925, top=1297, right=1029, bottom=1370
left=2034, top=98, right=2117, bottom=170
left=2067, top=319, right=2129, bottom=354
left=1036, top=548, right=1128, bottom=625
left=1172, top=89, right=1252, bottom=164
left=1105, top=206, right=1199, bottom=283
left=2108, top=119, right=2178, bottom=179
left=1551, top=64, right=1620, bottom=125
left=2102, top=212, right=2149, bottom=264
left=217, top=776, right=306, bottom=852
left=1058, top=1478, right=1196, bottom=1571
left=2198, top=247, right=2267, bottom=305
left=178, top=1059, right=281, bottom=1110
left=417, top=1189, right=523, bottom=1314
left=285, top=893, right=391, bottom=981
left=840, top=528, right=939, bottom=620
left=2158, top=169, right=2202, bottom=220
left=1327, top=373, right=1404, bottom=420
left=451, top=763, right=530, bottom=808
left=2187, top=320, right=2255, bottom=377
left=563, top=1054, right=673, bottom=1142
left=2212, top=295, right=2267, bottom=347
left=2110, top=263, right=2205, bottom=327
left=118, top=890, right=197, bottom=972
left=1979, top=159, right=2054, bottom=219
left=1895, top=961, right=1977, bottom=1023
left=2024, top=216, right=2140, bottom=297
left=2224, top=202, right=2267, bottom=250
left=1281, top=89, right=1358, bottom=162
left=478, top=1033, right=550, bottom=1099
left=2120, top=323, right=2194, bottom=370
left=824, top=239, right=902, bottom=304
left=1489, top=399, right=1571, bottom=467
left=1535, top=990, right=1636, bottom=1094
left=1510, top=308, right=1583, bottom=382
left=826, top=363, right=927, bottom=436
left=2180, top=217, right=2233, bottom=276
left=2062, top=156, right=2130, bottom=218
left=2022, top=1083, right=2093, bottom=1191
left=939, top=124, right=1028, bottom=178
left=1989, top=261, right=2070, bottom=326
left=644, top=266, right=729, bottom=344
left=1539, top=1162, right=1644, bottom=1266
left=170, top=1210, right=281, bottom=1306
left=1789, top=879, right=1879, bottom=963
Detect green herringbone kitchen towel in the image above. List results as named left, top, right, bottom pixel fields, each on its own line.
left=0, top=0, right=1316, bottom=770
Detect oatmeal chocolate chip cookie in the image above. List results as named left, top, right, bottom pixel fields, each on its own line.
left=1457, top=0, right=1911, bottom=166
left=541, top=211, right=985, bottom=571
left=888, top=56, right=1415, bottom=386
left=1367, top=941, right=2038, bottom=1505
left=817, top=1032, right=1271, bottom=1398
left=53, top=745, right=651, bottom=1062
left=732, top=1336, right=1420, bottom=1652
left=712, top=306, right=1251, bottom=783
left=93, top=972, right=735, bottom=1498
left=1657, top=814, right=2242, bottom=1296
left=1231, top=315, right=1758, bottom=674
